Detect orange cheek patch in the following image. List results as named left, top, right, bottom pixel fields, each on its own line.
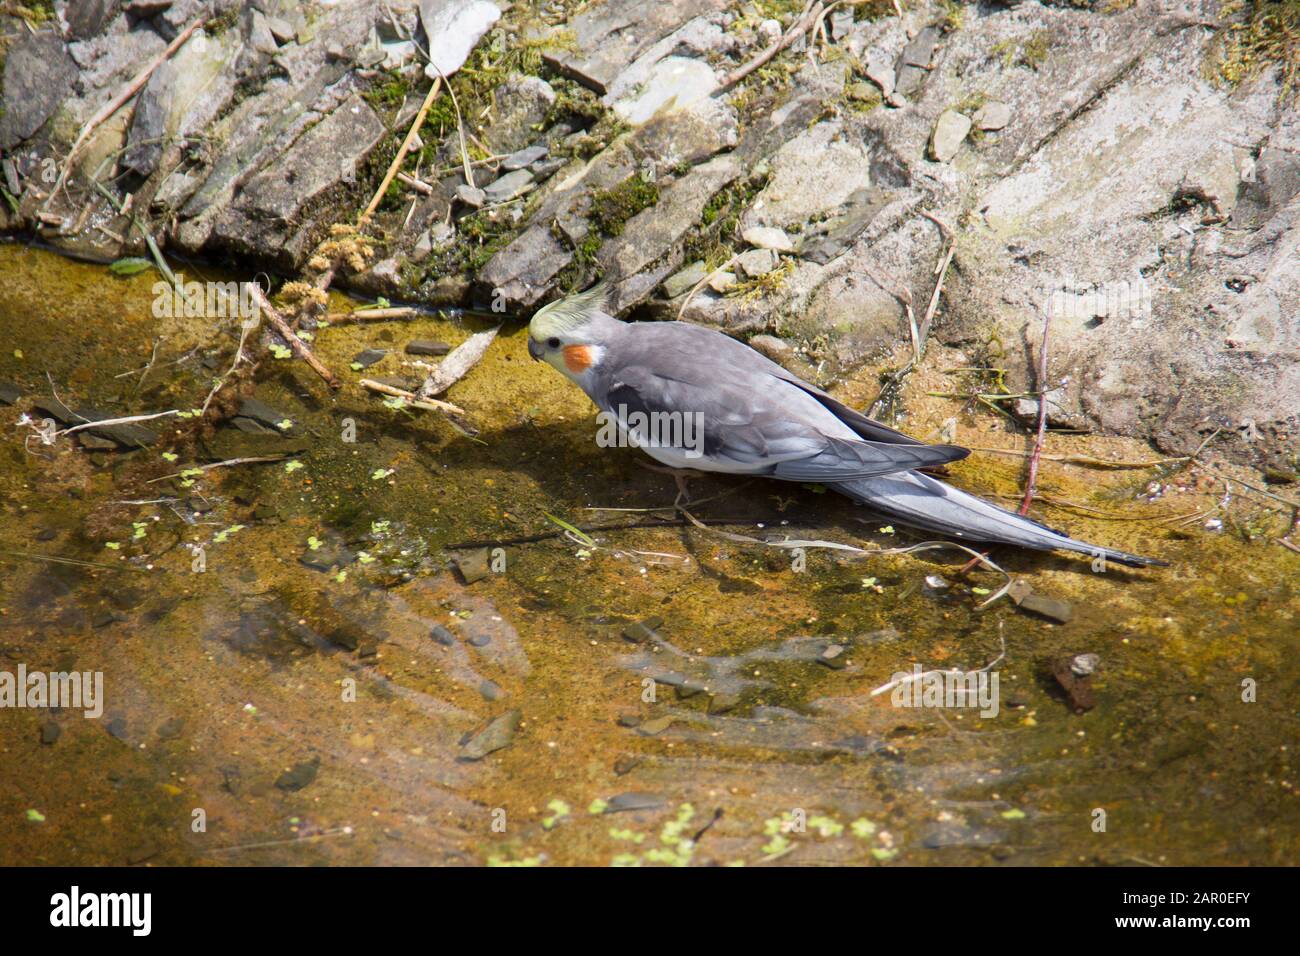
left=562, top=345, right=594, bottom=373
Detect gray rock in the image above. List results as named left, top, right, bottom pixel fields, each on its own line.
left=609, top=56, right=719, bottom=126
left=456, top=184, right=487, bottom=208
left=929, top=109, right=971, bottom=163
left=541, top=0, right=727, bottom=94
left=212, top=95, right=387, bottom=266
left=479, top=223, right=572, bottom=307
left=421, top=0, right=501, bottom=77
left=741, top=121, right=874, bottom=231
left=0, top=31, right=78, bottom=149
left=266, top=16, right=297, bottom=44
left=459, top=710, right=521, bottom=760
left=864, top=52, right=895, bottom=98
left=742, top=225, right=794, bottom=252
left=894, top=25, right=939, bottom=96
left=736, top=248, right=778, bottom=278
left=482, top=168, right=534, bottom=204
left=249, top=11, right=280, bottom=55
left=483, top=74, right=555, bottom=153
left=124, top=0, right=174, bottom=18
left=501, top=145, right=548, bottom=171
left=67, top=0, right=119, bottom=39
left=708, top=271, right=737, bottom=293
left=971, top=101, right=1011, bottom=132
left=662, top=261, right=708, bottom=299
left=405, top=340, right=451, bottom=356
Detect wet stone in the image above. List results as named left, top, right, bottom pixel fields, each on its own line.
left=613, top=754, right=641, bottom=775
left=708, top=692, right=741, bottom=714
left=604, top=791, right=666, bottom=814
left=479, top=679, right=505, bottom=702
left=1019, top=592, right=1073, bottom=624
left=275, top=756, right=321, bottom=792
left=105, top=717, right=129, bottom=741
left=78, top=433, right=118, bottom=451
left=351, top=348, right=388, bottom=369
left=459, top=709, right=521, bottom=760
left=636, top=715, right=675, bottom=736
left=237, top=398, right=292, bottom=429
left=0, top=382, right=23, bottom=405
left=452, top=548, right=491, bottom=584
left=430, top=624, right=457, bottom=646
left=405, top=339, right=451, bottom=356
left=40, top=721, right=60, bottom=745
left=156, top=716, right=184, bottom=740
left=622, top=616, right=663, bottom=643
left=817, top=644, right=848, bottom=670
left=299, top=544, right=356, bottom=572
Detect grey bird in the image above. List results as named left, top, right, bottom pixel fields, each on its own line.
left=527, top=284, right=1165, bottom=568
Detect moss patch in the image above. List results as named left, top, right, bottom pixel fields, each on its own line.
left=1207, top=0, right=1300, bottom=103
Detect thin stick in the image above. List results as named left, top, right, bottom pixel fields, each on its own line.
left=146, top=455, right=292, bottom=484
left=917, top=210, right=956, bottom=348
left=359, top=76, right=443, bottom=227
left=56, top=410, right=178, bottom=437
left=396, top=172, right=434, bottom=195
left=359, top=378, right=465, bottom=415
left=247, top=284, right=340, bottom=389
left=718, top=0, right=824, bottom=91
left=1019, top=302, right=1052, bottom=516
left=676, top=253, right=740, bottom=321
left=870, top=631, right=1006, bottom=697
left=323, top=307, right=424, bottom=323
left=970, top=447, right=1189, bottom=469
left=45, top=16, right=207, bottom=208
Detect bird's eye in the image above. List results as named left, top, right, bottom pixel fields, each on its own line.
left=547, top=337, right=561, bottom=349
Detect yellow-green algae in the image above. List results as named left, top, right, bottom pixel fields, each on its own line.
left=0, top=244, right=1294, bottom=867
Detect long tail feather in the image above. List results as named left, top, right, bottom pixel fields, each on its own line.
left=833, top=471, right=1167, bottom=568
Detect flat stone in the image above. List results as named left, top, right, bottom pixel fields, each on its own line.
left=459, top=709, right=521, bottom=760
left=741, top=121, right=873, bottom=230
left=405, top=340, right=451, bottom=356
left=275, top=756, right=320, bottom=792
left=603, top=791, right=666, bottom=813
left=972, top=101, right=1011, bottom=132
left=609, top=56, right=719, bottom=126
left=864, top=52, right=895, bottom=98
left=483, top=75, right=555, bottom=153
left=213, top=95, right=386, bottom=266
left=0, top=382, right=21, bottom=405
left=894, top=25, right=939, bottom=96
left=0, top=31, right=78, bottom=149
left=736, top=248, right=778, bottom=278
left=455, top=184, right=486, bottom=207
left=69, top=0, right=119, bottom=38
left=237, top=397, right=292, bottom=429
left=124, top=1, right=174, bottom=18
left=742, top=226, right=794, bottom=252
left=452, top=548, right=491, bottom=584
left=929, top=109, right=971, bottom=163
left=541, top=0, right=727, bottom=95
left=501, top=145, right=548, bottom=170
left=266, top=16, right=297, bottom=44
left=351, top=348, right=388, bottom=369
left=662, top=261, right=707, bottom=299
left=482, top=168, right=534, bottom=204
left=708, top=271, right=738, bottom=293
left=621, top=616, right=663, bottom=644
left=421, top=0, right=501, bottom=77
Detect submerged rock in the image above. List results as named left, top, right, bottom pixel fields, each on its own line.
left=459, top=709, right=521, bottom=760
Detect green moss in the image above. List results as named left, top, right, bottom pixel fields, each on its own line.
left=941, top=0, right=967, bottom=32
left=587, top=174, right=659, bottom=238
left=1207, top=0, right=1300, bottom=103
left=362, top=71, right=412, bottom=111
left=992, top=30, right=1054, bottom=71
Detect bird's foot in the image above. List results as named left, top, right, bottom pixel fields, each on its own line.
left=637, top=462, right=706, bottom=508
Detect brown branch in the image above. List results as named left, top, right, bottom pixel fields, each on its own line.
left=359, top=378, right=465, bottom=416
left=248, top=284, right=340, bottom=389
left=359, top=76, right=443, bottom=227
left=718, top=1, right=824, bottom=91
left=45, top=16, right=208, bottom=209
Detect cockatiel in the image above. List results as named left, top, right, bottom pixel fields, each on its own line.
left=526, top=283, right=1164, bottom=568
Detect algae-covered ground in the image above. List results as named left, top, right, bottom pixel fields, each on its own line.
left=0, top=243, right=1295, bottom=866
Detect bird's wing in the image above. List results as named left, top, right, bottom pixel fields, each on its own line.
left=598, top=363, right=967, bottom=480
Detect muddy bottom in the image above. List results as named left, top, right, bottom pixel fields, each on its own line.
left=0, top=244, right=1295, bottom=866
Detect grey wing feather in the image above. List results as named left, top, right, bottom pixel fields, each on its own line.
left=598, top=362, right=967, bottom=480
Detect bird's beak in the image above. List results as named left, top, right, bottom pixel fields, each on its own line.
left=527, top=338, right=543, bottom=361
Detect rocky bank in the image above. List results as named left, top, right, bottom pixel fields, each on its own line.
left=0, top=0, right=1296, bottom=471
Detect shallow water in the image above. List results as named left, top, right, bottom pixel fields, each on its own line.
left=0, top=243, right=1295, bottom=866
